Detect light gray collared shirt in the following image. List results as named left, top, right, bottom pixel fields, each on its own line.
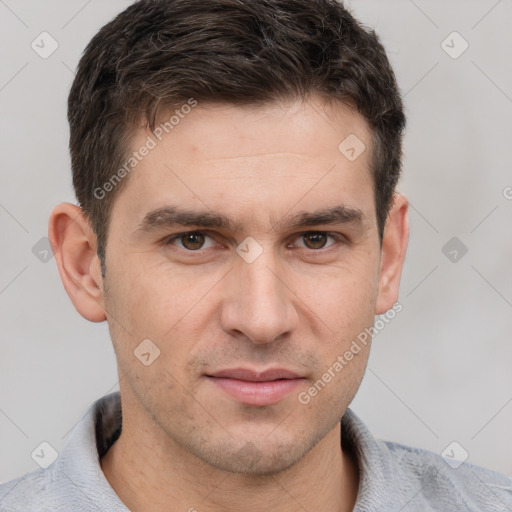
left=1, top=392, right=511, bottom=511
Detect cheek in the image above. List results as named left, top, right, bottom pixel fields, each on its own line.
left=293, top=256, right=379, bottom=390
left=107, top=253, right=211, bottom=334
left=297, top=258, right=379, bottom=330
left=104, top=257, right=219, bottom=384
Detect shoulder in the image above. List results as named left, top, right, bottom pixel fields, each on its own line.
left=0, top=468, right=55, bottom=512
left=380, top=439, right=512, bottom=511
left=0, top=463, right=116, bottom=512
left=0, top=392, right=125, bottom=512
left=342, top=408, right=512, bottom=511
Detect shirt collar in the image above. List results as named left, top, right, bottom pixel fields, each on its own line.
left=54, top=391, right=402, bottom=510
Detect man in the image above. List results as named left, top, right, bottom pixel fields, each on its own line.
left=1, top=0, right=510, bottom=510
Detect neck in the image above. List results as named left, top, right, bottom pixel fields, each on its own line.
left=101, top=401, right=359, bottom=512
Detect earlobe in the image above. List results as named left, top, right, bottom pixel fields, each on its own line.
left=48, top=203, right=107, bottom=322
left=375, top=193, right=409, bottom=315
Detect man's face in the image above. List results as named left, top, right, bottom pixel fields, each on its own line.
left=102, top=98, right=384, bottom=475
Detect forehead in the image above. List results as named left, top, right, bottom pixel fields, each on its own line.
left=110, top=98, right=375, bottom=233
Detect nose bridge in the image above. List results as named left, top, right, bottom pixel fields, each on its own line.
left=241, top=253, right=283, bottom=306
left=220, top=243, right=298, bottom=344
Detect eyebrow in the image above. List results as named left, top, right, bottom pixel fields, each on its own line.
left=135, top=204, right=364, bottom=234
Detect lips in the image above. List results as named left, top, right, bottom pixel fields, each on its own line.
left=206, top=367, right=305, bottom=406
left=208, top=368, right=301, bottom=381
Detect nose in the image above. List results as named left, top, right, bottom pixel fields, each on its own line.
left=219, top=249, right=299, bottom=345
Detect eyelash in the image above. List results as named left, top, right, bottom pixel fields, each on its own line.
left=161, top=230, right=347, bottom=254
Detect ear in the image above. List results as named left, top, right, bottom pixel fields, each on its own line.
left=48, top=203, right=107, bottom=322
left=375, top=193, right=409, bottom=315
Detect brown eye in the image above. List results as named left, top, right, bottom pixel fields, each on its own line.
left=180, top=232, right=206, bottom=250
left=164, top=231, right=217, bottom=252
left=302, top=232, right=328, bottom=249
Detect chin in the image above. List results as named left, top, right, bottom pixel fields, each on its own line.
left=193, top=434, right=315, bottom=477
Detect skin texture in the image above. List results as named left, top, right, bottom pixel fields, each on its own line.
left=49, top=97, right=409, bottom=512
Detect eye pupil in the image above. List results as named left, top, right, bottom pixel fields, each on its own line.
left=182, top=233, right=205, bottom=250
left=304, top=232, right=327, bottom=249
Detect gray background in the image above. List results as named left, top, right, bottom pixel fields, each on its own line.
left=1, top=0, right=511, bottom=483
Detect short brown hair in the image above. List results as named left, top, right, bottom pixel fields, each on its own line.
left=68, top=0, right=405, bottom=277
